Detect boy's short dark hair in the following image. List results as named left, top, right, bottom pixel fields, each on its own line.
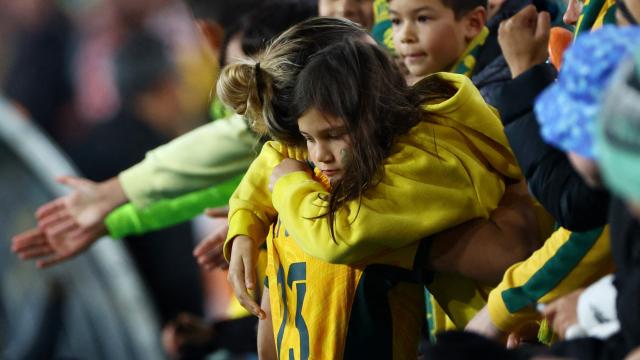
left=440, top=0, right=487, bottom=19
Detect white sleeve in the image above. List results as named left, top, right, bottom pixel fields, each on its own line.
left=577, top=274, right=620, bottom=339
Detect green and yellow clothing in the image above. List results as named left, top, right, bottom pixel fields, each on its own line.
left=575, top=0, right=617, bottom=36
left=487, top=226, right=614, bottom=333
left=449, top=27, right=490, bottom=77
left=372, top=0, right=395, bottom=52
left=265, top=169, right=426, bottom=359
left=105, top=174, right=243, bottom=239
left=105, top=114, right=259, bottom=320
left=224, top=73, right=522, bottom=264
left=118, top=114, right=257, bottom=208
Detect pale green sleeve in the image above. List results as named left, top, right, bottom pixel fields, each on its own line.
left=118, top=115, right=258, bottom=208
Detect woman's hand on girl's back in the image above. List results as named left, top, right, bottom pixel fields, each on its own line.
left=227, top=235, right=266, bottom=319
left=269, top=159, right=309, bottom=192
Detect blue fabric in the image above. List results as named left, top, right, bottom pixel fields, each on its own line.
left=534, top=25, right=640, bottom=158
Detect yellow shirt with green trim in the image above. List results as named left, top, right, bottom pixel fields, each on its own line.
left=487, top=226, right=614, bottom=333
left=265, top=168, right=426, bottom=359
left=223, top=73, right=522, bottom=264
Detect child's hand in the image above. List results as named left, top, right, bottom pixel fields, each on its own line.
left=269, top=159, right=309, bottom=192
left=498, top=5, right=550, bottom=78
left=227, top=235, right=266, bottom=319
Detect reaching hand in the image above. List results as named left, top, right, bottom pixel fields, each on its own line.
left=11, top=176, right=126, bottom=268
left=193, top=207, right=230, bottom=270
left=226, top=235, right=265, bottom=319
left=12, top=223, right=104, bottom=268
left=498, top=5, right=551, bottom=78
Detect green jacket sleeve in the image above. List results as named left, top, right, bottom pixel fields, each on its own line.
left=105, top=174, right=243, bottom=239
left=119, top=115, right=257, bottom=208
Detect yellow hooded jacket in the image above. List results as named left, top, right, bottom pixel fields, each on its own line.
left=223, top=72, right=522, bottom=265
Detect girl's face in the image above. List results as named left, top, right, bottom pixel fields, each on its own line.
left=297, top=107, right=351, bottom=183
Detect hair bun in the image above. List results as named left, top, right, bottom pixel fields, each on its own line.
left=216, top=61, right=254, bottom=116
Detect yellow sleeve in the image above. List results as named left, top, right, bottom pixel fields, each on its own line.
left=225, top=73, right=520, bottom=265
left=270, top=124, right=502, bottom=264
left=223, top=141, right=306, bottom=260
left=487, top=226, right=614, bottom=332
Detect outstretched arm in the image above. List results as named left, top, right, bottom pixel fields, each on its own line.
left=12, top=176, right=126, bottom=267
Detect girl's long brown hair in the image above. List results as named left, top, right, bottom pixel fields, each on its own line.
left=289, top=39, right=456, bottom=240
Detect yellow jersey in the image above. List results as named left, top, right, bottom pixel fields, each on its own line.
left=265, top=216, right=426, bottom=360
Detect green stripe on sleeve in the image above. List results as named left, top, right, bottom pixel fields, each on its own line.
left=501, top=227, right=604, bottom=313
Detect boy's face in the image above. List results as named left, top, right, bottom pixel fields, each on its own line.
left=389, top=0, right=471, bottom=77
left=318, top=0, right=374, bottom=30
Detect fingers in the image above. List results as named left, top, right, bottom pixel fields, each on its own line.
left=194, top=225, right=229, bottom=270
left=205, top=207, right=229, bottom=218
left=227, top=252, right=264, bottom=319
left=56, top=175, right=88, bottom=189
left=12, top=228, right=47, bottom=251
left=228, top=270, right=263, bottom=319
left=44, top=217, right=79, bottom=238
left=535, top=11, right=551, bottom=41
left=193, top=239, right=216, bottom=258
left=35, top=198, right=66, bottom=220
left=36, top=251, right=76, bottom=268
left=506, top=333, right=521, bottom=349
left=194, top=239, right=223, bottom=270
left=12, top=229, right=55, bottom=260
left=195, top=248, right=228, bottom=271
left=194, top=228, right=226, bottom=256
left=227, top=235, right=264, bottom=318
left=243, top=253, right=256, bottom=291
left=514, top=4, right=538, bottom=25
left=16, top=243, right=56, bottom=260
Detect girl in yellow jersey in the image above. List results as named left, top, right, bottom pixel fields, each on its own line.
left=214, top=17, right=534, bottom=359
